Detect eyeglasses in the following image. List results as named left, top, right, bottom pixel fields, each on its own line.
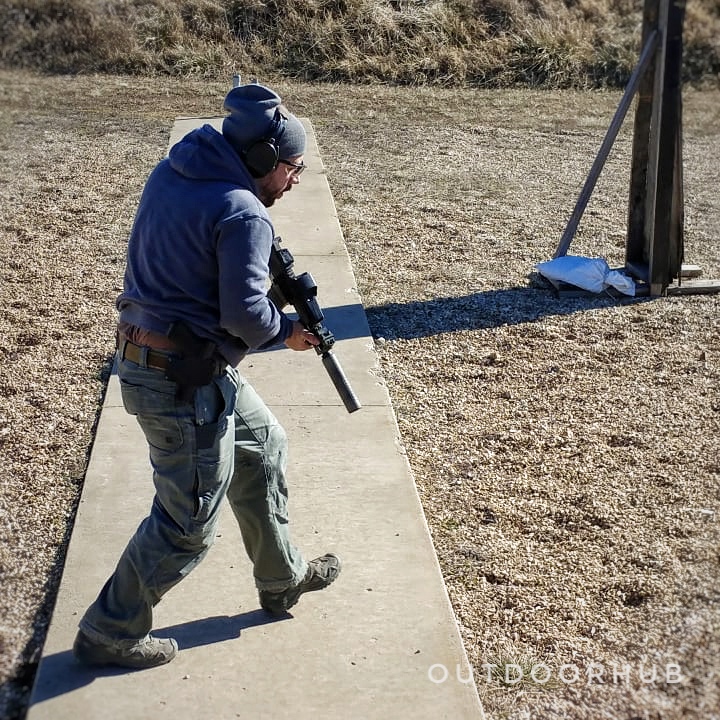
left=278, top=159, right=306, bottom=176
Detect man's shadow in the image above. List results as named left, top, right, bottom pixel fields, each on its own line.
left=29, top=609, right=287, bottom=705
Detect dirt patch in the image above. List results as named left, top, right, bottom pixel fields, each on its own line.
left=0, top=71, right=718, bottom=719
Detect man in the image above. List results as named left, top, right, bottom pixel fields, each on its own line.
left=73, top=83, right=341, bottom=669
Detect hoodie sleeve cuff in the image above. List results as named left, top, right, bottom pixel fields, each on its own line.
left=256, top=312, right=294, bottom=350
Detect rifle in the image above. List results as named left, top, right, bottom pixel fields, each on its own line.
left=268, top=236, right=361, bottom=414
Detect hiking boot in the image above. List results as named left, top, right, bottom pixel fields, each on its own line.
left=73, top=629, right=178, bottom=669
left=259, top=553, right=341, bottom=615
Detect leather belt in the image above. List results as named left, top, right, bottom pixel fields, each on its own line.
left=119, top=338, right=176, bottom=372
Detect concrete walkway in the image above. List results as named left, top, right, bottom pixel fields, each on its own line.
left=28, top=117, right=484, bottom=719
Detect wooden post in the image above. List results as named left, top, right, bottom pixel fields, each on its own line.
left=670, top=92, right=685, bottom=283
left=648, top=0, right=686, bottom=294
left=625, top=0, right=661, bottom=282
left=626, top=0, right=687, bottom=295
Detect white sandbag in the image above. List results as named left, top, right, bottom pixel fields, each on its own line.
left=536, top=255, right=635, bottom=296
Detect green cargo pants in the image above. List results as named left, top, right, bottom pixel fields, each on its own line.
left=80, top=353, right=307, bottom=641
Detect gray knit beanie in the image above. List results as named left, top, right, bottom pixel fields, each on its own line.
left=222, top=83, right=306, bottom=161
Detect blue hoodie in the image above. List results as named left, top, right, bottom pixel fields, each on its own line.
left=117, top=124, right=293, bottom=366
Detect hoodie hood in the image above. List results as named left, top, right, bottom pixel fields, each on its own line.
left=168, top=123, right=257, bottom=190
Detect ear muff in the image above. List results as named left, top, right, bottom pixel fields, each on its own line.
left=242, top=110, right=287, bottom=178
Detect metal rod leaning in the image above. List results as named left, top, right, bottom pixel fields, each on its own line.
left=553, top=29, right=660, bottom=259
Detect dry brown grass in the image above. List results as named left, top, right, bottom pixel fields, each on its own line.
left=0, top=70, right=719, bottom=719
left=0, top=0, right=718, bottom=87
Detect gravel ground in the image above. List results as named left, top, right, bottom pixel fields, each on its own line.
left=0, top=71, right=718, bottom=719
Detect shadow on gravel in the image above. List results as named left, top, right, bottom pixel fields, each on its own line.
left=254, top=286, right=645, bottom=351
left=364, top=286, right=646, bottom=341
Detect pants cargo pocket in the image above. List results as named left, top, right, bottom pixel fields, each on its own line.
left=191, top=376, right=236, bottom=524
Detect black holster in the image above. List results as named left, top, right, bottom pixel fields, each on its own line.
left=164, top=322, right=222, bottom=402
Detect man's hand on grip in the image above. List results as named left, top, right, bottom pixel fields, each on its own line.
left=284, top=320, right=320, bottom=351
